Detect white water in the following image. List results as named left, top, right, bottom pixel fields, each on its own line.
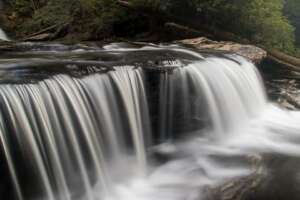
left=104, top=55, right=300, bottom=200
left=0, top=28, right=10, bottom=41
left=1, top=48, right=300, bottom=200
left=0, top=67, right=151, bottom=200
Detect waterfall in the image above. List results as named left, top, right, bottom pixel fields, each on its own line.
left=1, top=45, right=300, bottom=200
left=158, top=55, right=267, bottom=140
left=0, top=28, right=9, bottom=41
left=0, top=66, right=151, bottom=200
left=183, top=56, right=267, bottom=135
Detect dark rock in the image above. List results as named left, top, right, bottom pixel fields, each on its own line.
left=260, top=58, right=300, bottom=110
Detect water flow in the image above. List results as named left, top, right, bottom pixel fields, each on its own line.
left=1, top=47, right=300, bottom=200
left=185, top=56, right=267, bottom=135
left=0, top=28, right=10, bottom=41
left=0, top=67, right=151, bottom=200
left=104, top=54, right=300, bottom=200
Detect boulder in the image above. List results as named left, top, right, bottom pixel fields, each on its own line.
left=180, top=37, right=267, bottom=64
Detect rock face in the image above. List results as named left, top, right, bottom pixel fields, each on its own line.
left=260, top=58, right=300, bottom=110
left=180, top=37, right=267, bottom=64
left=267, top=79, right=300, bottom=110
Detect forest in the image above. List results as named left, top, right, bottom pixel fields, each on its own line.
left=1, top=0, right=300, bottom=56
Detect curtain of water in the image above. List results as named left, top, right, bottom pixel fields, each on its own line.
left=105, top=54, right=300, bottom=200
left=0, top=28, right=10, bottom=41
left=0, top=67, right=151, bottom=200
left=184, top=56, right=267, bottom=135
left=1, top=49, right=300, bottom=200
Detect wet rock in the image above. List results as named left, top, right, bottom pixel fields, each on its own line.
left=266, top=79, right=300, bottom=110
left=259, top=58, right=300, bottom=110
left=204, top=153, right=300, bottom=200
left=180, top=37, right=267, bottom=64
left=204, top=154, right=266, bottom=200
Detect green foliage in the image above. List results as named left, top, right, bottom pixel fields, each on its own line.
left=284, top=0, right=300, bottom=47
left=10, top=0, right=34, bottom=16
left=20, top=0, right=73, bottom=33
left=131, top=0, right=296, bottom=53
left=87, top=0, right=130, bottom=38
left=7, top=0, right=47, bottom=16
left=5, top=0, right=300, bottom=56
left=189, top=0, right=295, bottom=52
left=9, top=0, right=133, bottom=39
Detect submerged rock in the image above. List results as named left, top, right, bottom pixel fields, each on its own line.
left=180, top=37, right=267, bottom=64
left=204, top=154, right=265, bottom=200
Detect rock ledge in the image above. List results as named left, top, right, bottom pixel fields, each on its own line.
left=180, top=37, right=267, bottom=64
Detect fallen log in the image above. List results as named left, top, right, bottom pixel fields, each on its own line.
left=117, top=0, right=131, bottom=7
left=267, top=50, right=300, bottom=73
left=20, top=21, right=69, bottom=41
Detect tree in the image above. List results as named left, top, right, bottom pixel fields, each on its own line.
left=190, top=0, right=295, bottom=51
left=133, top=0, right=296, bottom=52
left=284, top=0, right=300, bottom=47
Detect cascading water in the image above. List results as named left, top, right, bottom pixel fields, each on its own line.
left=0, top=65, right=151, bottom=200
left=0, top=28, right=10, bottom=41
left=1, top=44, right=300, bottom=200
